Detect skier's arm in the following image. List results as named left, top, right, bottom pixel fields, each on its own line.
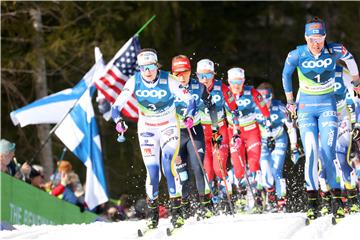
left=221, top=83, right=240, bottom=126
left=282, top=49, right=299, bottom=103
left=169, top=74, right=196, bottom=119
left=338, top=44, right=360, bottom=82
left=111, top=77, right=135, bottom=123
left=200, top=85, right=219, bottom=130
left=281, top=104, right=298, bottom=149
left=251, top=88, right=270, bottom=118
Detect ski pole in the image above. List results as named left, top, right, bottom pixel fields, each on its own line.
left=214, top=142, right=235, bottom=216
left=186, top=126, right=215, bottom=197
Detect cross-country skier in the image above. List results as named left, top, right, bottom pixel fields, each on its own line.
left=111, top=48, right=196, bottom=229
left=196, top=59, right=240, bottom=214
left=282, top=17, right=360, bottom=221
left=171, top=55, right=215, bottom=219
left=318, top=65, right=360, bottom=215
left=256, top=82, right=299, bottom=212
left=225, top=67, right=272, bottom=214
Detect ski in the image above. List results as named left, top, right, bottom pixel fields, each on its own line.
left=331, top=216, right=344, bottom=225
left=137, top=226, right=156, bottom=237
left=166, top=226, right=183, bottom=236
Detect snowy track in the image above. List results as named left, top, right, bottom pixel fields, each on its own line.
left=1, top=212, right=359, bottom=240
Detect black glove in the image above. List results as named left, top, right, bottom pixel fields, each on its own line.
left=267, top=136, right=275, bottom=152
left=212, top=129, right=223, bottom=146
left=352, top=127, right=360, bottom=141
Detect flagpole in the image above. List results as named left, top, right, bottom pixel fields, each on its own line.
left=135, top=15, right=157, bottom=36
left=29, top=93, right=85, bottom=164
left=29, top=16, right=157, bottom=164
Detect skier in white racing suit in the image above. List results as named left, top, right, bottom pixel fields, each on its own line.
left=111, top=48, right=196, bottom=229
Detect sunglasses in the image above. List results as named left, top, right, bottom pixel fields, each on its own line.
left=229, top=79, right=244, bottom=85
left=197, top=72, right=214, bottom=80
left=139, top=63, right=158, bottom=72
left=307, top=36, right=325, bottom=44
left=173, top=71, right=190, bottom=77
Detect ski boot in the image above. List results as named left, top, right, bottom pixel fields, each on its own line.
left=277, top=197, right=286, bottom=213
left=319, top=191, right=332, bottom=216
left=347, top=189, right=360, bottom=213
left=252, top=191, right=263, bottom=214
left=146, top=199, right=159, bottom=229
left=266, top=188, right=277, bottom=212
left=180, top=197, right=192, bottom=219
left=170, top=197, right=185, bottom=228
left=306, top=190, right=320, bottom=220
left=198, top=194, right=215, bottom=219
left=331, top=189, right=345, bottom=224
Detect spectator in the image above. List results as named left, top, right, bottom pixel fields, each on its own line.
left=49, top=160, right=85, bottom=210
left=115, top=194, right=135, bottom=220
left=29, top=165, right=46, bottom=190
left=0, top=139, right=18, bottom=176
left=134, top=198, right=148, bottom=219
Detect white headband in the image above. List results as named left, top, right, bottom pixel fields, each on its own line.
left=137, top=51, right=158, bottom=66
left=197, top=59, right=214, bottom=72
left=227, top=67, right=245, bottom=79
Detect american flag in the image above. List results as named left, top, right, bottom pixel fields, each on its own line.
left=95, top=36, right=141, bottom=121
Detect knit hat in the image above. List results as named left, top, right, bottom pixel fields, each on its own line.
left=0, top=139, right=16, bottom=154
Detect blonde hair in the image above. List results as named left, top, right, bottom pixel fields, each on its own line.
left=58, top=160, right=72, bottom=173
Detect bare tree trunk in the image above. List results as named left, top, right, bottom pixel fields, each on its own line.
left=29, top=8, right=54, bottom=180
left=171, top=2, right=182, bottom=49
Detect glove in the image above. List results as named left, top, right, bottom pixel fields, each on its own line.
left=212, top=129, right=223, bottom=146
left=291, top=149, right=300, bottom=164
left=267, top=137, right=275, bottom=152
left=184, top=117, right=194, bottom=129
left=232, top=133, right=241, bottom=149
left=352, top=127, right=360, bottom=141
left=115, top=119, right=128, bottom=133
left=203, top=93, right=213, bottom=108
left=286, top=101, right=297, bottom=120
left=353, top=80, right=360, bottom=98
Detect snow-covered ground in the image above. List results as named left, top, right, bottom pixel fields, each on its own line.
left=1, top=212, right=359, bottom=240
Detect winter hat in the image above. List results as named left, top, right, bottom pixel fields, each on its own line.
left=197, top=59, right=214, bottom=72
left=227, top=67, right=245, bottom=79
left=0, top=139, right=16, bottom=154
left=172, top=55, right=191, bottom=72
left=137, top=49, right=158, bottom=66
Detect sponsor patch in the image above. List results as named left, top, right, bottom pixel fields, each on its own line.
left=140, top=132, right=155, bottom=137
left=160, top=78, right=167, bottom=84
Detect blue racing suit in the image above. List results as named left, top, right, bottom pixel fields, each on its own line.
left=282, top=42, right=357, bottom=191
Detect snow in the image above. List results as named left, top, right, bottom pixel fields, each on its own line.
left=1, top=212, right=359, bottom=240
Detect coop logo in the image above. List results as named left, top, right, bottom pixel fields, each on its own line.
left=135, top=89, right=167, bottom=99
left=270, top=114, right=279, bottom=122
left=237, top=98, right=251, bottom=107
left=212, top=94, right=221, bottom=103
left=334, top=82, right=342, bottom=92
left=174, top=94, right=199, bottom=102
left=302, top=58, right=332, bottom=69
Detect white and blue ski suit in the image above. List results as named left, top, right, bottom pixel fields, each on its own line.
left=282, top=42, right=358, bottom=191
left=112, top=70, right=195, bottom=200
left=256, top=98, right=297, bottom=198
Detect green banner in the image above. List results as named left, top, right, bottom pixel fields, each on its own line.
left=0, top=172, right=99, bottom=225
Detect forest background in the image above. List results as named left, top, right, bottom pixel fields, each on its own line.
left=2, top=1, right=360, bottom=209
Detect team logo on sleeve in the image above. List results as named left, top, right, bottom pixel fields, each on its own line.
left=342, top=46, right=348, bottom=55
left=226, top=91, right=234, bottom=102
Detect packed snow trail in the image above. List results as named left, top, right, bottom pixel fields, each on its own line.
left=1, top=212, right=359, bottom=240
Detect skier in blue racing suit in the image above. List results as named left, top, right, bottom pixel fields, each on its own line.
left=282, top=17, right=360, bottom=221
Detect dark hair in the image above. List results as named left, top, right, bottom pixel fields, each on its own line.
left=257, top=82, right=274, bottom=98
left=139, top=48, right=157, bottom=55
left=307, top=16, right=324, bottom=24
